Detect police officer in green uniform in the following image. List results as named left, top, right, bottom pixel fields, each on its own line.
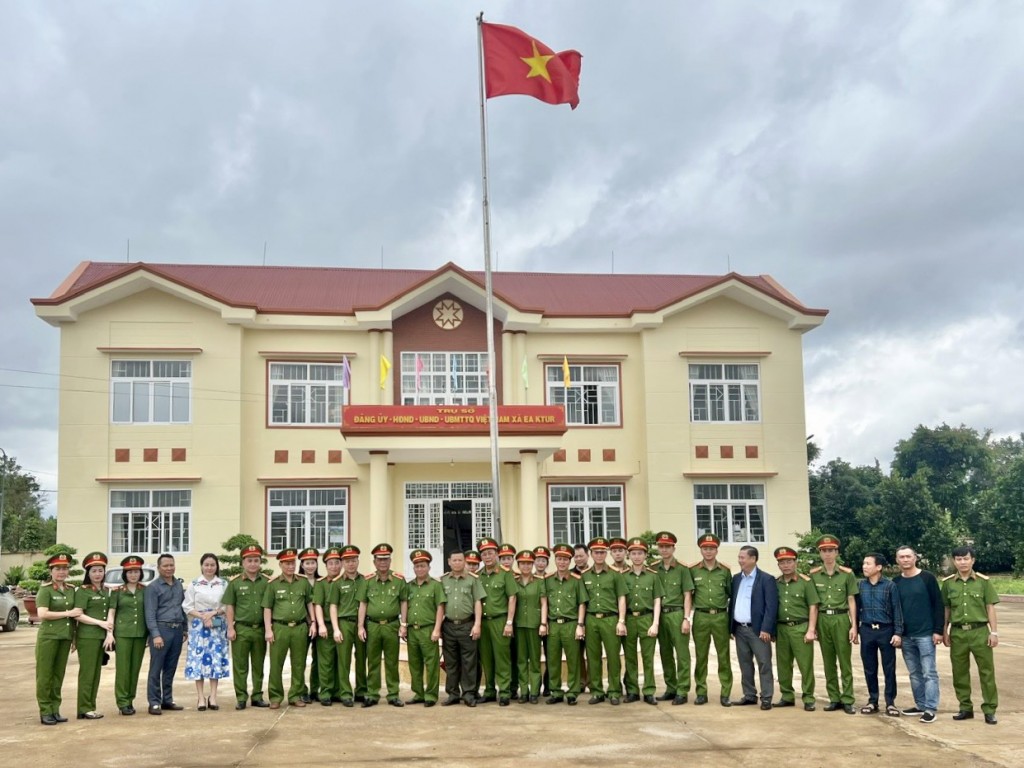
left=533, top=545, right=553, bottom=697
left=514, top=550, right=547, bottom=703
left=223, top=543, right=270, bottom=709
left=690, top=533, right=733, bottom=706
left=942, top=544, right=1000, bottom=725
left=545, top=544, right=589, bottom=705
left=262, top=548, right=315, bottom=708
left=35, top=553, right=79, bottom=725
left=622, top=537, right=663, bottom=704
left=73, top=551, right=114, bottom=720
left=476, top=537, right=518, bottom=705
left=328, top=544, right=366, bottom=706
left=582, top=536, right=627, bottom=705
left=773, top=546, right=819, bottom=711
left=499, top=542, right=521, bottom=699
left=296, top=547, right=321, bottom=703
left=111, top=555, right=148, bottom=715
left=405, top=549, right=446, bottom=706
left=313, top=547, right=344, bottom=705
left=357, top=542, right=409, bottom=707
left=654, top=531, right=694, bottom=705
left=809, top=534, right=859, bottom=714
left=440, top=550, right=486, bottom=706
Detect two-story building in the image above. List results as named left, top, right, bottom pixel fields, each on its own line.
left=33, top=261, right=826, bottom=576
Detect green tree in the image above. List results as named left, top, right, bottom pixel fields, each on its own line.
left=974, top=453, right=1024, bottom=575
left=1, top=453, right=54, bottom=552
left=219, top=533, right=271, bottom=579
left=19, top=543, right=83, bottom=594
left=808, top=458, right=883, bottom=550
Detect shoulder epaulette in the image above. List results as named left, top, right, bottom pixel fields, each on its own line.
left=800, top=574, right=812, bottom=581
left=392, top=572, right=404, bottom=580
left=941, top=573, right=957, bottom=581
left=467, top=570, right=479, bottom=578
left=230, top=573, right=242, bottom=581
left=976, top=572, right=989, bottom=580
left=269, top=575, right=280, bottom=583
left=500, top=565, right=512, bottom=572
left=644, top=566, right=658, bottom=574
left=719, top=563, right=731, bottom=571
left=809, top=567, right=823, bottom=574
left=570, top=572, right=582, bottom=580
left=534, top=572, right=548, bottom=579
left=317, top=576, right=328, bottom=582
left=838, top=565, right=853, bottom=574
left=688, top=561, right=702, bottom=569
left=364, top=572, right=375, bottom=579
left=580, top=566, right=592, bottom=574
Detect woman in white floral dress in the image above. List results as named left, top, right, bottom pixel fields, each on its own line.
left=182, top=553, right=229, bottom=710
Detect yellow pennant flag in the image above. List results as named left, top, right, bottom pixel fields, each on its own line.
left=562, top=355, right=571, bottom=389
left=379, top=355, right=391, bottom=390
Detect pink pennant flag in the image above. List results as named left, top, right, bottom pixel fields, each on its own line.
left=415, top=354, right=424, bottom=392
left=342, top=355, right=352, bottom=391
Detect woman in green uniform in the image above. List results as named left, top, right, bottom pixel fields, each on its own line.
left=35, top=553, right=81, bottom=725
left=110, top=555, right=148, bottom=715
left=297, top=548, right=321, bottom=703
left=73, top=551, right=115, bottom=719
left=514, top=550, right=548, bottom=703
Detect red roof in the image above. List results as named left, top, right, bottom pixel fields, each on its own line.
left=33, top=261, right=827, bottom=318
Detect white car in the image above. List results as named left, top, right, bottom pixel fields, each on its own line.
left=0, top=585, right=18, bottom=632
left=103, top=566, right=158, bottom=590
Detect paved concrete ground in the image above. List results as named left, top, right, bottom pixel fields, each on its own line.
left=1, top=604, right=1020, bottom=767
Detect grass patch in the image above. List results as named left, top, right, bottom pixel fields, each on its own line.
left=988, top=576, right=1024, bottom=595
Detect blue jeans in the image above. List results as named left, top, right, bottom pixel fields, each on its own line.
left=147, top=625, right=184, bottom=706
left=901, top=635, right=939, bottom=713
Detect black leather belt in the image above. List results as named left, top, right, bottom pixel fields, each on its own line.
left=780, top=620, right=808, bottom=627
left=409, top=623, right=431, bottom=630
left=588, top=612, right=614, bottom=619
left=861, top=622, right=893, bottom=630
left=236, top=622, right=262, bottom=628
left=553, top=617, right=576, bottom=624
left=661, top=606, right=683, bottom=614
left=736, top=621, right=752, bottom=627
left=822, top=608, right=849, bottom=615
left=629, top=610, right=652, bottom=617
left=445, top=617, right=472, bottom=625
left=954, top=622, right=988, bottom=631
left=157, top=621, right=183, bottom=628
left=273, top=620, right=307, bottom=627
left=695, top=607, right=724, bottom=615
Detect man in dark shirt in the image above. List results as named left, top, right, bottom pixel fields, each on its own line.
left=856, top=553, right=903, bottom=716
left=893, top=545, right=944, bottom=723
left=144, top=553, right=186, bottom=714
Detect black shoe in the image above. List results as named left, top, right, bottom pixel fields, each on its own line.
left=761, top=701, right=772, bottom=711
left=518, top=695, right=529, bottom=704
left=804, top=703, right=816, bottom=711
left=624, top=693, right=640, bottom=703
left=388, top=698, right=404, bottom=707
left=424, top=701, right=436, bottom=708
left=331, top=697, right=344, bottom=703
left=530, top=695, right=539, bottom=704
left=901, top=707, right=925, bottom=717
left=196, top=700, right=207, bottom=712
left=301, top=695, right=312, bottom=704
left=588, top=695, right=606, bottom=705
left=657, top=691, right=676, bottom=701
left=952, top=710, right=974, bottom=721
left=53, top=713, right=68, bottom=723
left=463, top=696, right=477, bottom=708
left=407, top=697, right=426, bottom=705
left=354, top=695, right=366, bottom=703
left=340, top=699, right=354, bottom=708
left=162, top=702, right=184, bottom=711
left=567, top=696, right=578, bottom=706
left=920, top=712, right=936, bottom=723
left=77, top=711, right=104, bottom=720
left=441, top=696, right=461, bottom=706
left=609, top=697, right=621, bottom=706
left=499, top=698, right=510, bottom=707
left=720, top=697, right=732, bottom=707
left=320, top=699, right=332, bottom=707
left=644, top=695, right=657, bottom=705
left=773, top=699, right=795, bottom=708
left=148, top=705, right=162, bottom=715
left=480, top=694, right=497, bottom=703
left=250, top=699, right=270, bottom=708
left=984, top=714, right=997, bottom=725
left=40, top=715, right=58, bottom=726
left=546, top=696, right=563, bottom=705
left=734, top=697, right=757, bottom=706
left=361, top=698, right=378, bottom=708
left=694, top=695, right=708, bottom=705
left=672, top=694, right=687, bottom=705
left=823, top=701, right=842, bottom=712
left=843, top=704, right=856, bottom=715
left=235, top=701, right=246, bottom=711
left=120, top=706, right=134, bottom=716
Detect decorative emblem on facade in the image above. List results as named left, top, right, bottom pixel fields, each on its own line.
left=433, top=299, right=463, bottom=330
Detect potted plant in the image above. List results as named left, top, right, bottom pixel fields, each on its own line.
left=20, top=543, right=81, bottom=624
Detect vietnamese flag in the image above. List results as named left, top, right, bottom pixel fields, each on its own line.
left=481, top=22, right=582, bottom=109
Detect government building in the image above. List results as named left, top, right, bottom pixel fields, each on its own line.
left=33, top=261, right=826, bottom=576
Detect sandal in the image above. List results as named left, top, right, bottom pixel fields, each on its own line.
left=860, top=702, right=879, bottom=714
left=885, top=704, right=901, bottom=717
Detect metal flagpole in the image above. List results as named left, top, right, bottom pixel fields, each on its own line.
left=477, top=13, right=502, bottom=542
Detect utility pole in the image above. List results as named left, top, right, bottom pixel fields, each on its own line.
left=0, top=447, right=7, bottom=573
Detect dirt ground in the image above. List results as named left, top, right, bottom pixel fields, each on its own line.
left=0, top=602, right=1020, bottom=767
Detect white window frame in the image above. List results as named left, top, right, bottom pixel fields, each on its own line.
left=268, top=362, right=347, bottom=426
left=546, top=364, right=621, bottom=426
left=694, top=483, right=767, bottom=544
left=548, top=484, right=624, bottom=545
left=109, top=489, right=192, bottom=555
left=688, top=363, right=760, bottom=423
left=267, top=487, right=349, bottom=552
left=111, top=360, right=192, bottom=424
left=400, top=352, right=490, bottom=405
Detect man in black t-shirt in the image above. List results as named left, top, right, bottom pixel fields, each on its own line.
left=892, top=546, right=944, bottom=724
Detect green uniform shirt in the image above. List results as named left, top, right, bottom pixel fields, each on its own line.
left=809, top=567, right=859, bottom=610
left=329, top=573, right=364, bottom=619
left=582, top=567, right=627, bottom=614
left=656, top=560, right=694, bottom=607
left=110, top=585, right=147, bottom=638
left=690, top=562, right=732, bottom=610
left=546, top=573, right=589, bottom=620
left=221, top=573, right=270, bottom=625
left=478, top=566, right=518, bottom=618
left=312, top=576, right=334, bottom=619
left=515, top=576, right=547, bottom=628
left=623, top=568, right=664, bottom=613
left=262, top=575, right=312, bottom=622
left=776, top=575, right=819, bottom=622
left=941, top=572, right=999, bottom=624
left=36, top=583, right=76, bottom=640
left=357, top=571, right=408, bottom=621
left=73, top=585, right=113, bottom=640
left=439, top=572, right=485, bottom=621
left=406, top=577, right=446, bottom=626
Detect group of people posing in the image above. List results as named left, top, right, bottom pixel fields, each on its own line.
left=32, top=533, right=1000, bottom=726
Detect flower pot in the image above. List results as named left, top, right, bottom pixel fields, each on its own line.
left=23, top=595, right=39, bottom=625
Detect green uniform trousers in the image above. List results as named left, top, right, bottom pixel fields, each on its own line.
left=950, top=626, right=998, bottom=714
left=366, top=620, right=401, bottom=701
left=334, top=618, right=367, bottom=700
left=547, top=621, right=581, bottom=697
left=586, top=614, right=623, bottom=696
left=76, top=637, right=105, bottom=714
left=693, top=611, right=732, bottom=697
left=230, top=624, right=267, bottom=703
left=316, top=635, right=339, bottom=701
left=658, top=611, right=691, bottom=695
left=36, top=637, right=72, bottom=716
left=407, top=626, right=441, bottom=702
left=624, top=614, right=658, bottom=696
left=114, top=636, right=147, bottom=708
left=268, top=624, right=308, bottom=704
left=817, top=613, right=855, bottom=705
left=516, top=628, right=543, bottom=697
left=776, top=622, right=815, bottom=704
left=479, top=616, right=512, bottom=698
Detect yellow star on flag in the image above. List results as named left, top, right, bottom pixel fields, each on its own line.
left=520, top=40, right=554, bottom=83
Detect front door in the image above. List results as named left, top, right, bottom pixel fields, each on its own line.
left=405, top=482, right=494, bottom=578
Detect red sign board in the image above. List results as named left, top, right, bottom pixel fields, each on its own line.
left=341, top=405, right=567, bottom=436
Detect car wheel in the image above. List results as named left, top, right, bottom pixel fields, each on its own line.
left=4, top=607, right=17, bottom=632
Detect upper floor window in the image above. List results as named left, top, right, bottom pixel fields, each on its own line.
left=401, top=352, right=490, bottom=405
left=689, top=363, right=760, bottom=423
left=548, top=484, right=624, bottom=545
left=109, top=489, right=191, bottom=554
left=269, top=362, right=346, bottom=426
left=694, top=483, right=766, bottom=543
left=111, top=360, right=191, bottom=424
left=268, top=487, right=348, bottom=552
left=546, top=364, right=620, bottom=426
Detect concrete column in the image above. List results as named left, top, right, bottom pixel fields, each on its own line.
left=369, top=451, right=389, bottom=545
left=518, top=451, right=539, bottom=546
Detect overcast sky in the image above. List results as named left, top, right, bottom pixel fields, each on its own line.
left=2, top=1, right=1022, bottom=516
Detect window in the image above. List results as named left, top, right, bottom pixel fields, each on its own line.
left=268, top=488, right=348, bottom=552
left=689, top=363, right=760, bottom=423
left=546, top=364, right=620, bottom=426
left=400, top=352, right=490, bottom=405
left=694, top=483, right=766, bottom=543
left=111, top=360, right=191, bottom=423
left=549, top=485, right=624, bottom=545
left=110, top=489, right=191, bottom=554
left=269, top=363, right=346, bottom=426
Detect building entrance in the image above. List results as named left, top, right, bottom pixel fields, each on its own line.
left=405, top=482, right=493, bottom=577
